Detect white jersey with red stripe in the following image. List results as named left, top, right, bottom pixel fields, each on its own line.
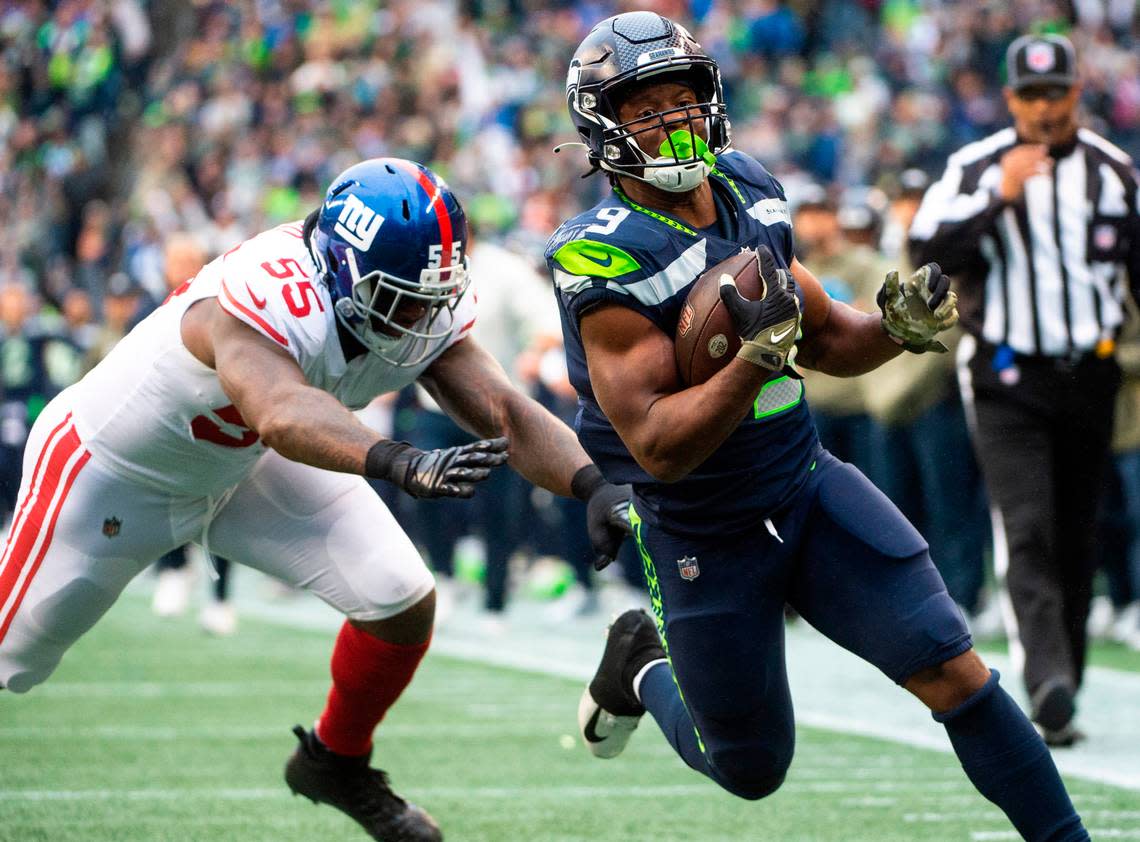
left=65, top=221, right=476, bottom=498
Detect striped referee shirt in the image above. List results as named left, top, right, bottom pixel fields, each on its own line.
left=909, top=127, right=1140, bottom=357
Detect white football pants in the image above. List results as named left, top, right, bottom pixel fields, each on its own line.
left=0, top=398, right=434, bottom=693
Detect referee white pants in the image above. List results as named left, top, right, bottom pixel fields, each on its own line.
left=0, top=397, right=434, bottom=693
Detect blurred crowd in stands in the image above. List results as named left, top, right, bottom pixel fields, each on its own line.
left=2, top=0, right=1139, bottom=641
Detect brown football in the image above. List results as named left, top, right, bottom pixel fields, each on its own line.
left=674, top=249, right=764, bottom=385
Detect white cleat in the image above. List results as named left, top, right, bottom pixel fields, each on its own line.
left=578, top=687, right=642, bottom=759
left=577, top=609, right=663, bottom=758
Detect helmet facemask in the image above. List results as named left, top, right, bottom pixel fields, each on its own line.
left=333, top=247, right=469, bottom=367
left=600, top=97, right=725, bottom=192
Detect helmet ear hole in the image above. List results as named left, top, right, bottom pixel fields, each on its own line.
left=402, top=200, right=411, bottom=221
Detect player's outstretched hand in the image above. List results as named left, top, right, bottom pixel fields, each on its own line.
left=718, top=245, right=801, bottom=372
left=876, top=262, right=958, bottom=353
left=366, top=437, right=510, bottom=499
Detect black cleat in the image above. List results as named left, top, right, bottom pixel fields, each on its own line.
left=285, top=726, right=442, bottom=841
left=578, top=609, right=667, bottom=759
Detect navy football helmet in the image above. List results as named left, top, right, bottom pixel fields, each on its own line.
left=565, top=12, right=730, bottom=192
left=309, top=158, right=469, bottom=366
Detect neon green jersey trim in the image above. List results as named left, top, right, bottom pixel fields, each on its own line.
left=628, top=503, right=706, bottom=755
left=710, top=167, right=745, bottom=203
left=612, top=186, right=699, bottom=237
left=552, top=239, right=642, bottom=279
left=612, top=167, right=744, bottom=235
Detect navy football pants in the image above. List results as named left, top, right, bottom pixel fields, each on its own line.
left=631, top=450, right=972, bottom=798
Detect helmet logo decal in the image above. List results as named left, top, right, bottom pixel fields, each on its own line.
left=566, top=61, right=581, bottom=92
left=334, top=194, right=385, bottom=252
left=638, top=47, right=682, bottom=65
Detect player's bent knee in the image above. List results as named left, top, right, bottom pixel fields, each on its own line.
left=351, top=589, right=436, bottom=646
left=905, top=649, right=990, bottom=713
left=718, top=769, right=787, bottom=801
left=707, top=742, right=792, bottom=801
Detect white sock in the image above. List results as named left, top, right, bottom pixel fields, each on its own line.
left=631, top=658, right=669, bottom=702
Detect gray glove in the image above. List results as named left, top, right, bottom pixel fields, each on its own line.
left=366, top=437, right=510, bottom=499
left=876, top=262, right=959, bottom=353
left=718, top=246, right=802, bottom=372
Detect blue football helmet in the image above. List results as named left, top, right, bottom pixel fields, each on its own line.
left=309, top=158, right=469, bottom=366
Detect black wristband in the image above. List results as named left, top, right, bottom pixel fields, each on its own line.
left=571, top=464, right=606, bottom=502
left=364, top=439, right=416, bottom=481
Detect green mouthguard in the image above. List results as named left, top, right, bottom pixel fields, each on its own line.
left=660, top=130, right=717, bottom=167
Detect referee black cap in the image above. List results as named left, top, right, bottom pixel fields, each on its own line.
left=1006, top=34, right=1077, bottom=91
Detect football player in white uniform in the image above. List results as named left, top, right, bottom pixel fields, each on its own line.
left=0, top=158, right=631, bottom=842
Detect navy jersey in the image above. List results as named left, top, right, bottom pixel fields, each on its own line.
left=546, top=150, right=819, bottom=536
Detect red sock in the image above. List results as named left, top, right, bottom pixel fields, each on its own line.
left=315, top=621, right=430, bottom=757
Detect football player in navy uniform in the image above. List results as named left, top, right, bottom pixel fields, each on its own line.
left=549, top=13, right=1088, bottom=840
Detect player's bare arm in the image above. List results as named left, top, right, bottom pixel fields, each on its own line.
left=184, top=298, right=508, bottom=499
left=421, top=333, right=632, bottom=568
left=580, top=304, right=773, bottom=483
left=791, top=258, right=902, bottom=376
left=793, top=258, right=958, bottom=374
left=418, top=333, right=590, bottom=497
left=183, top=297, right=382, bottom=474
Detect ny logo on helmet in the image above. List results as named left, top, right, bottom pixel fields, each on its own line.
left=334, top=194, right=385, bottom=251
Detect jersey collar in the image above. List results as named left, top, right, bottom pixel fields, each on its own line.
left=611, top=166, right=745, bottom=240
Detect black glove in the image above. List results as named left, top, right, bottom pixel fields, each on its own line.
left=571, top=465, right=633, bottom=571
left=366, top=437, right=509, bottom=499
left=718, top=246, right=802, bottom=373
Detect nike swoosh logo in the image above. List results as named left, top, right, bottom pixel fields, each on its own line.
left=584, top=252, right=613, bottom=268
left=582, top=706, right=606, bottom=743
left=245, top=284, right=268, bottom=309
left=769, top=325, right=794, bottom=343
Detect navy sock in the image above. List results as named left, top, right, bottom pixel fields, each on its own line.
left=934, top=670, right=1088, bottom=842
left=638, top=661, right=710, bottom=776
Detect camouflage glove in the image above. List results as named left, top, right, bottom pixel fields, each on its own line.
left=718, top=246, right=802, bottom=373
left=366, top=437, right=510, bottom=499
left=876, top=262, right=958, bottom=354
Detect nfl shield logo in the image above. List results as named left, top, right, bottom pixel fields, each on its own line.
left=677, top=303, right=694, bottom=337
left=677, top=555, right=700, bottom=581
left=1026, top=43, right=1056, bottom=73
left=102, top=517, right=121, bottom=538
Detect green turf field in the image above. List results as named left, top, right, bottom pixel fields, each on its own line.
left=2, top=597, right=1138, bottom=842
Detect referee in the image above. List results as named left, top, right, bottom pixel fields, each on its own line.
left=909, top=32, right=1140, bottom=746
